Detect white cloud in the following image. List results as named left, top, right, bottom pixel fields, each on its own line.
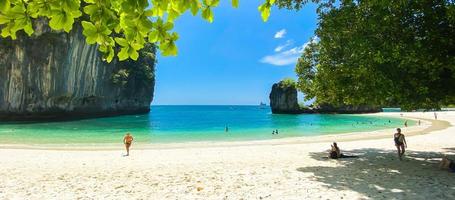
left=260, top=42, right=310, bottom=66
left=274, top=40, right=293, bottom=52
left=274, top=29, right=287, bottom=39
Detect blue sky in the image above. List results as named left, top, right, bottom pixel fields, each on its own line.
left=153, top=1, right=318, bottom=105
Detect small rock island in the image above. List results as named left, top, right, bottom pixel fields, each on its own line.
left=269, top=79, right=304, bottom=114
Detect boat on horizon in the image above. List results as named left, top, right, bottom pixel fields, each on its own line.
left=259, top=102, right=267, bottom=108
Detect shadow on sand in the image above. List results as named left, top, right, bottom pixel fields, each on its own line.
left=297, top=148, right=455, bottom=199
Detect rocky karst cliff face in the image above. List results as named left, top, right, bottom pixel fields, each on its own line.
left=0, top=20, right=156, bottom=121
left=269, top=81, right=302, bottom=114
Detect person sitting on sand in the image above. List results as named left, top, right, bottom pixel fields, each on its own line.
left=329, top=142, right=358, bottom=159
left=439, top=156, right=455, bottom=172
left=123, top=133, right=134, bottom=156
left=394, top=128, right=407, bottom=161
left=329, top=142, right=341, bottom=159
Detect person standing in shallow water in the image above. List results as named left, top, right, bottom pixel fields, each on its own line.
left=123, top=133, right=134, bottom=156
left=394, top=128, right=407, bottom=161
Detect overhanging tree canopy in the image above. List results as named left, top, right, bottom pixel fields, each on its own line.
left=295, top=0, right=455, bottom=110
left=0, top=0, right=277, bottom=62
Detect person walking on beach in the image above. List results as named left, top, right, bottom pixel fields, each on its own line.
left=123, top=133, right=134, bottom=156
left=394, top=128, right=407, bottom=161
left=434, top=112, right=438, bottom=120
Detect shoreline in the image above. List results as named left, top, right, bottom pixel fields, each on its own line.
left=0, top=112, right=450, bottom=151
left=2, top=111, right=455, bottom=199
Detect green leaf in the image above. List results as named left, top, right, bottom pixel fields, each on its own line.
left=15, top=17, right=34, bottom=36
left=161, top=41, right=178, bottom=56
left=102, top=46, right=115, bottom=62
left=118, top=46, right=130, bottom=61
left=83, top=4, right=99, bottom=16
left=1, top=22, right=13, bottom=39
left=209, top=0, right=220, bottom=7
left=160, top=32, right=179, bottom=56
left=202, top=7, right=214, bottom=23
left=144, top=9, right=154, bottom=16
left=190, top=0, right=200, bottom=16
left=258, top=3, right=271, bottom=22
left=232, top=0, right=239, bottom=8
left=49, top=9, right=75, bottom=32
left=115, top=37, right=128, bottom=47
left=81, top=21, right=97, bottom=44
left=0, top=13, right=10, bottom=25
left=129, top=48, right=139, bottom=60
left=148, top=31, right=159, bottom=43
left=0, top=0, right=10, bottom=12
left=27, top=0, right=53, bottom=18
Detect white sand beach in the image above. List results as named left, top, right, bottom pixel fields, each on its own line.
left=1, top=111, right=455, bottom=199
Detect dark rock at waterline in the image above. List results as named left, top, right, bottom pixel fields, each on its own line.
left=312, top=103, right=383, bottom=114
left=0, top=19, right=156, bottom=121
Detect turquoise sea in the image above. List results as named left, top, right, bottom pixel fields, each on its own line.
left=0, top=105, right=412, bottom=145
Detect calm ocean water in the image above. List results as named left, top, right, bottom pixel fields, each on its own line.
left=0, top=105, right=411, bottom=144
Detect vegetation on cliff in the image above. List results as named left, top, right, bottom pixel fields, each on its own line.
left=112, top=43, right=156, bottom=87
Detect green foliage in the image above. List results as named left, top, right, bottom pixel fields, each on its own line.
left=279, top=78, right=296, bottom=89
left=112, top=43, right=156, bottom=87
left=0, top=0, right=277, bottom=62
left=273, top=0, right=315, bottom=10
left=295, top=0, right=455, bottom=110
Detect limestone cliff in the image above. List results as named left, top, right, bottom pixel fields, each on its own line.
left=0, top=19, right=156, bottom=121
left=269, top=81, right=304, bottom=114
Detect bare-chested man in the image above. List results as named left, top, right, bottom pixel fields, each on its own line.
left=123, top=133, right=134, bottom=156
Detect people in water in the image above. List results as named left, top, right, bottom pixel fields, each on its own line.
left=404, top=120, right=408, bottom=127
left=272, top=129, right=279, bottom=135
left=440, top=156, right=455, bottom=172
left=225, top=125, right=229, bottom=132
left=123, top=132, right=134, bottom=156
left=394, top=128, right=407, bottom=161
